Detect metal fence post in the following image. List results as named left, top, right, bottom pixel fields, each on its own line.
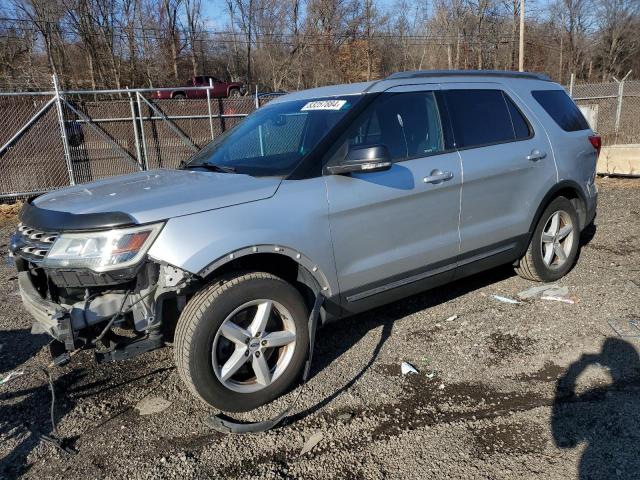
left=569, top=73, right=575, bottom=97
left=207, top=78, right=214, bottom=140
left=135, top=91, right=149, bottom=169
left=127, top=87, right=144, bottom=169
left=52, top=74, right=75, bottom=186
left=255, top=84, right=259, bottom=110
left=613, top=70, right=632, bottom=140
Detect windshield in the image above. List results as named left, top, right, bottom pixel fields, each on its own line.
left=186, top=96, right=359, bottom=177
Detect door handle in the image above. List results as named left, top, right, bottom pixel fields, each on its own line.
left=423, top=170, right=454, bottom=184
left=526, top=149, right=547, bottom=161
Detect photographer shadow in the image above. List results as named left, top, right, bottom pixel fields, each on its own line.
left=552, top=337, right=640, bottom=479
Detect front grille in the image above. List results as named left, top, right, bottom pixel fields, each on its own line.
left=12, top=223, right=59, bottom=263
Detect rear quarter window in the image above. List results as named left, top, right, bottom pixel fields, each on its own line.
left=531, top=90, right=590, bottom=132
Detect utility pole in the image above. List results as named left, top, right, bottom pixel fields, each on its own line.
left=518, top=0, right=525, bottom=71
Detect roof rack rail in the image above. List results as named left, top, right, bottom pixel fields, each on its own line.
left=386, top=70, right=552, bottom=82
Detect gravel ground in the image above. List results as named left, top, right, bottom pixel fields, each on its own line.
left=1, top=178, right=639, bottom=480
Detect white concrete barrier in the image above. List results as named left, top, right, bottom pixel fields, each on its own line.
left=597, top=144, right=640, bottom=177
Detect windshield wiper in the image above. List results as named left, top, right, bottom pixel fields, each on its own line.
left=181, top=161, right=237, bottom=173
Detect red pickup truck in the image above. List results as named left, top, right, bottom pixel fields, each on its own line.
left=153, top=76, right=245, bottom=100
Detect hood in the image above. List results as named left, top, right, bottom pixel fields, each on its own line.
left=33, top=169, right=281, bottom=224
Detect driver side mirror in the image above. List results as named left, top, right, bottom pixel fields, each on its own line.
left=326, top=145, right=392, bottom=175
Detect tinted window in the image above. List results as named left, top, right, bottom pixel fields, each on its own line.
left=532, top=90, right=590, bottom=131
left=505, top=95, right=532, bottom=139
left=445, top=89, right=520, bottom=148
left=332, top=91, right=444, bottom=163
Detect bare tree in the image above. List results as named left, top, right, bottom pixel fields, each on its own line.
left=1, top=0, right=640, bottom=91
left=184, top=0, right=203, bottom=76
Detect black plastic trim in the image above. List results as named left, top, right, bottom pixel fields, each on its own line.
left=20, top=197, right=138, bottom=232
left=387, top=70, right=551, bottom=82
left=526, top=180, right=589, bottom=240
left=340, top=235, right=526, bottom=315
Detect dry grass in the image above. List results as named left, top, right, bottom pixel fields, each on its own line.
left=0, top=201, right=22, bottom=223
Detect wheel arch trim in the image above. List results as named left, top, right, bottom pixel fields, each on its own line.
left=197, top=244, right=333, bottom=296
left=525, top=179, right=587, bottom=250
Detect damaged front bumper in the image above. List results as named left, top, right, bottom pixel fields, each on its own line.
left=18, top=271, right=75, bottom=350
left=15, top=259, right=193, bottom=362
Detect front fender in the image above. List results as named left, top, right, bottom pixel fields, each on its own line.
left=146, top=177, right=339, bottom=295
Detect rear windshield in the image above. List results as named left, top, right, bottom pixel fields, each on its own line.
left=531, top=90, right=590, bottom=132
left=186, top=96, right=358, bottom=177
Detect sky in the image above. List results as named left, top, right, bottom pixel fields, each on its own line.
left=200, top=0, right=556, bottom=30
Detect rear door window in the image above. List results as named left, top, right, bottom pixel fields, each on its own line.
left=444, top=89, right=530, bottom=148
left=531, top=90, right=590, bottom=132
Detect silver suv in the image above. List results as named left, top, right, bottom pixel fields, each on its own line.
left=10, top=70, right=598, bottom=412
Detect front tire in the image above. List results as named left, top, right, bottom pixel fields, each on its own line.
left=174, top=272, right=309, bottom=412
left=515, top=196, right=580, bottom=282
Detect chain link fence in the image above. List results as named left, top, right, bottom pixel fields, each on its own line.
left=569, top=79, right=640, bottom=146
left=1, top=77, right=638, bottom=200
left=0, top=77, right=282, bottom=200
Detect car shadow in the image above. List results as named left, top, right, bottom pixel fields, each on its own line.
left=551, top=337, right=640, bottom=478
left=0, top=328, right=49, bottom=373
left=0, top=369, right=86, bottom=478
left=579, top=221, right=596, bottom=247
left=288, top=263, right=515, bottom=424
left=0, top=329, right=82, bottom=477
left=290, top=225, right=597, bottom=424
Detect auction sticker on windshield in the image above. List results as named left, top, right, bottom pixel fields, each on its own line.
left=301, top=100, right=347, bottom=111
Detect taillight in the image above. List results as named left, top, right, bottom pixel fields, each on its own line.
left=588, top=135, right=602, bottom=157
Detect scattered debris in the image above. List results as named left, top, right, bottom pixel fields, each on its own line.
left=608, top=318, right=640, bottom=338
left=541, top=296, right=575, bottom=304
left=0, top=370, right=24, bottom=385
left=300, top=431, right=324, bottom=456
left=492, top=295, right=520, bottom=304
left=438, top=383, right=445, bottom=390
left=517, top=285, right=551, bottom=299
left=134, top=396, right=172, bottom=415
left=336, top=412, right=354, bottom=423
left=517, top=284, right=570, bottom=300
left=401, top=362, right=419, bottom=375
left=545, top=286, right=569, bottom=297
left=426, top=371, right=436, bottom=380
left=445, top=314, right=458, bottom=322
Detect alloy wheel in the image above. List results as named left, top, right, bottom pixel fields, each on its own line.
left=211, top=299, right=297, bottom=393
left=540, top=210, right=575, bottom=269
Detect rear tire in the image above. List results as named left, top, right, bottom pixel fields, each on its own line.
left=172, top=93, right=186, bottom=100
left=174, top=271, right=309, bottom=412
left=515, top=196, right=580, bottom=282
left=228, top=88, right=241, bottom=98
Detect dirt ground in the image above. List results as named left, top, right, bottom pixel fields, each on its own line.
left=1, top=178, right=639, bottom=480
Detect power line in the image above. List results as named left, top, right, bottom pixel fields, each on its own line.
left=0, top=14, right=568, bottom=42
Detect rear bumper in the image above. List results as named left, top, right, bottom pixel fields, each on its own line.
left=18, top=271, right=74, bottom=349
